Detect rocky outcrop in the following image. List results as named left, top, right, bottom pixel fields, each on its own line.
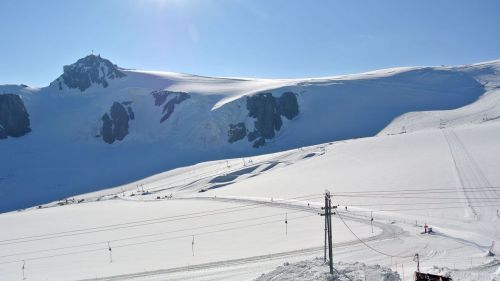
left=0, top=94, right=31, bottom=139
left=100, top=102, right=133, bottom=144
left=53, top=55, right=126, bottom=92
left=101, top=113, right=114, bottom=144
left=277, top=92, right=299, bottom=120
left=151, top=90, right=190, bottom=123
left=228, top=122, right=247, bottom=143
left=228, top=92, right=299, bottom=148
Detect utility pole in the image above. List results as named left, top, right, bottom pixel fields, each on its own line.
left=285, top=213, right=288, bottom=236
left=327, top=191, right=333, bottom=275
left=370, top=211, right=374, bottom=234
left=402, top=264, right=405, bottom=281
left=108, top=241, right=113, bottom=263
left=414, top=253, right=420, bottom=273
left=22, top=260, right=26, bottom=280
left=191, top=235, right=195, bottom=256
left=320, top=190, right=336, bottom=274
left=324, top=208, right=327, bottom=262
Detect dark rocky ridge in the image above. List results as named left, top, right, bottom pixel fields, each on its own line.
left=227, top=122, right=247, bottom=143
left=0, top=94, right=31, bottom=139
left=151, top=90, right=190, bottom=123
left=53, top=55, right=126, bottom=92
left=100, top=102, right=133, bottom=144
left=228, top=92, right=299, bottom=147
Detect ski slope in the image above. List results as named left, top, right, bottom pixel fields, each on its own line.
left=1, top=118, right=500, bottom=280
left=2, top=58, right=500, bottom=280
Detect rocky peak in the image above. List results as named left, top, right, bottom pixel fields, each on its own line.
left=0, top=94, right=31, bottom=139
left=52, top=54, right=126, bottom=92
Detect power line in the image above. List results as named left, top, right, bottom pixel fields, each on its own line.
left=0, top=209, right=308, bottom=259
left=334, top=194, right=499, bottom=200
left=346, top=200, right=500, bottom=207
left=330, top=186, right=500, bottom=194
left=347, top=204, right=500, bottom=213
left=0, top=194, right=322, bottom=246
left=0, top=213, right=317, bottom=265
left=336, top=211, right=414, bottom=258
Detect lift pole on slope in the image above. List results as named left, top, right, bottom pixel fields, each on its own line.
left=320, top=190, right=335, bottom=274
left=21, top=260, right=26, bottom=280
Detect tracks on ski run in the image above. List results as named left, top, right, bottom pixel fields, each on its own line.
left=442, top=128, right=499, bottom=220
left=76, top=197, right=404, bottom=281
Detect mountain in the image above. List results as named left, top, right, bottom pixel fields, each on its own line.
left=0, top=55, right=498, bottom=212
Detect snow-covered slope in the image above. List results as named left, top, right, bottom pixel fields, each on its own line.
left=1, top=56, right=498, bottom=212
left=381, top=60, right=500, bottom=134
left=0, top=119, right=499, bottom=281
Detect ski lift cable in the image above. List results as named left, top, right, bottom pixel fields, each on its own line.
left=330, top=186, right=500, bottom=194
left=334, top=194, right=499, bottom=200
left=2, top=201, right=497, bottom=259
left=17, top=187, right=497, bottom=244
left=345, top=203, right=500, bottom=213
left=346, top=200, right=500, bottom=207
left=0, top=193, right=323, bottom=245
left=0, top=209, right=308, bottom=258
left=336, top=211, right=415, bottom=258
left=0, top=213, right=317, bottom=265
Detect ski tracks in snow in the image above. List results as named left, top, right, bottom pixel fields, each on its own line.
left=442, top=128, right=499, bottom=221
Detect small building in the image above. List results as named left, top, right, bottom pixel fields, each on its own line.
left=414, top=272, right=452, bottom=281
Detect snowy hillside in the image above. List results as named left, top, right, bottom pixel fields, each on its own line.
left=1, top=56, right=498, bottom=213
left=381, top=60, right=500, bottom=134
left=0, top=118, right=499, bottom=280
left=1, top=56, right=500, bottom=279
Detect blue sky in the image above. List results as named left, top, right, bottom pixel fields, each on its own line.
left=1, top=0, right=499, bottom=86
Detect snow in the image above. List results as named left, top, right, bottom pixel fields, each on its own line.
left=2, top=59, right=500, bottom=280
left=1, top=119, right=500, bottom=280
left=2, top=59, right=496, bottom=212
left=0, top=198, right=379, bottom=281
left=255, top=259, right=400, bottom=281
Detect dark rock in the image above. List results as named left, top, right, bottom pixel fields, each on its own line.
left=228, top=122, right=247, bottom=143
left=246, top=92, right=298, bottom=147
left=0, top=94, right=31, bottom=139
left=151, top=90, right=190, bottom=123
left=101, top=113, right=114, bottom=144
left=228, top=92, right=299, bottom=147
left=247, top=93, right=280, bottom=139
left=110, top=102, right=129, bottom=141
left=55, top=55, right=125, bottom=92
left=277, top=92, right=299, bottom=120
left=100, top=102, right=131, bottom=144
left=253, top=137, right=266, bottom=148
left=247, top=130, right=260, bottom=142
left=127, top=106, right=135, bottom=120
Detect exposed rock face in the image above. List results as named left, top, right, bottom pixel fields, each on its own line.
left=101, top=113, right=114, bottom=144
left=53, top=55, right=126, bottom=92
left=151, top=90, right=190, bottom=123
left=100, top=102, right=133, bottom=144
left=227, top=122, right=247, bottom=143
left=110, top=102, right=129, bottom=141
left=0, top=94, right=31, bottom=139
left=277, top=92, right=299, bottom=120
left=228, top=92, right=299, bottom=148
